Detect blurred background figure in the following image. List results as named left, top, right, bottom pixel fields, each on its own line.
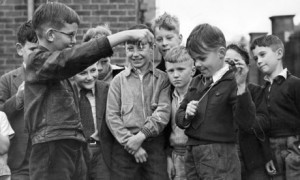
left=82, top=25, right=124, bottom=83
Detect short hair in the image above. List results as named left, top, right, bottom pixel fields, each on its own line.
left=32, top=2, right=80, bottom=38
left=17, top=20, right=38, bottom=45
left=82, top=24, right=112, bottom=42
left=127, top=24, right=154, bottom=45
left=186, top=23, right=226, bottom=59
left=164, top=46, right=193, bottom=64
left=152, top=12, right=180, bottom=34
left=250, top=35, right=284, bottom=55
left=226, top=44, right=250, bottom=65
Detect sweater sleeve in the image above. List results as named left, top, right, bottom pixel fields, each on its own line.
left=26, top=37, right=113, bottom=82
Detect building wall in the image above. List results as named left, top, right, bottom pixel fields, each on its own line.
left=0, top=0, right=140, bottom=76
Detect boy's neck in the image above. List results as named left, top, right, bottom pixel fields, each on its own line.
left=268, top=62, right=284, bottom=80
left=38, top=39, right=55, bottom=52
left=175, top=79, right=192, bottom=98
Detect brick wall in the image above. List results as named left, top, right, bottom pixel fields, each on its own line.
left=0, top=0, right=138, bottom=76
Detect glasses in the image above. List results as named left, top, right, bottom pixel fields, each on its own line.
left=51, top=29, right=77, bottom=40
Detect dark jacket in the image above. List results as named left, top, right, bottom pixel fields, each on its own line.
left=262, top=72, right=300, bottom=137
left=0, top=66, right=30, bottom=171
left=175, top=69, right=262, bottom=145
left=239, top=83, right=273, bottom=171
left=24, top=37, right=113, bottom=145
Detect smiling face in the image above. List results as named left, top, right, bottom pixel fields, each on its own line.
left=74, top=63, right=98, bottom=90
left=251, top=46, right=282, bottom=76
left=126, top=40, right=152, bottom=72
left=154, top=27, right=182, bottom=58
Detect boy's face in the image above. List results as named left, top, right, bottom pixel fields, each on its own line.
left=16, top=41, right=38, bottom=65
left=166, top=60, right=195, bottom=89
left=225, top=49, right=244, bottom=65
left=74, top=63, right=98, bottom=90
left=126, top=40, right=152, bottom=70
left=50, top=23, right=78, bottom=51
left=252, top=46, right=282, bottom=75
left=154, top=27, right=182, bottom=58
left=191, top=48, right=224, bottom=77
left=98, top=57, right=111, bottom=74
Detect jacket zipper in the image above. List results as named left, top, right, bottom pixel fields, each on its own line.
left=138, top=74, right=147, bottom=120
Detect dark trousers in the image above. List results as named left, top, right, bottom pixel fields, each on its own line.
left=11, top=139, right=31, bottom=180
left=86, top=144, right=110, bottom=180
left=185, top=143, right=241, bottom=180
left=111, top=135, right=168, bottom=180
left=269, top=135, right=300, bottom=180
left=29, top=139, right=87, bottom=180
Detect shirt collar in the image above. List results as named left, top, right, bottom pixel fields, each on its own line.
left=77, top=85, right=95, bottom=97
left=212, top=64, right=229, bottom=83
left=124, top=62, right=159, bottom=78
left=264, top=68, right=287, bottom=84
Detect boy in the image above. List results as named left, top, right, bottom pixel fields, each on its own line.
left=250, top=35, right=300, bottom=180
left=73, top=62, right=110, bottom=180
left=106, top=24, right=170, bottom=180
left=152, top=12, right=182, bottom=71
left=0, top=111, right=14, bottom=180
left=164, top=46, right=195, bottom=180
left=226, top=44, right=273, bottom=180
left=25, top=2, right=153, bottom=180
left=0, top=20, right=37, bottom=180
left=82, top=25, right=124, bottom=83
left=175, top=23, right=258, bottom=180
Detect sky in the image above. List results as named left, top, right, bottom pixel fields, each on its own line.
left=156, top=0, right=300, bottom=43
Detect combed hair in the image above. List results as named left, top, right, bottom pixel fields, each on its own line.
left=82, top=24, right=112, bottom=42
left=164, top=46, right=193, bottom=64
left=17, top=20, right=38, bottom=45
left=250, top=35, right=284, bottom=55
left=32, top=2, right=80, bottom=38
left=186, top=23, right=226, bottom=59
left=226, top=44, right=250, bottom=65
left=152, top=12, right=180, bottom=34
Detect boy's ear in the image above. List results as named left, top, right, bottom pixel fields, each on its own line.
left=16, top=43, right=23, bottom=57
left=276, top=48, right=284, bottom=59
left=45, top=29, right=55, bottom=42
left=217, top=47, right=226, bottom=60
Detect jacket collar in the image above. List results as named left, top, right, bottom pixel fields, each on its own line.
left=124, top=62, right=159, bottom=78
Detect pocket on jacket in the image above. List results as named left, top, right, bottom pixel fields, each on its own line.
left=121, top=103, right=134, bottom=122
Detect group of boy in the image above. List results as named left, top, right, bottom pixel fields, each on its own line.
left=0, top=2, right=299, bottom=180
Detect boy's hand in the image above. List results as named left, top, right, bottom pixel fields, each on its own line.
left=233, top=59, right=249, bottom=95
left=265, top=160, right=277, bottom=176
left=185, top=100, right=198, bottom=119
left=128, top=29, right=154, bottom=44
left=134, top=147, right=148, bottom=163
left=167, top=156, right=175, bottom=180
left=125, top=132, right=146, bottom=154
